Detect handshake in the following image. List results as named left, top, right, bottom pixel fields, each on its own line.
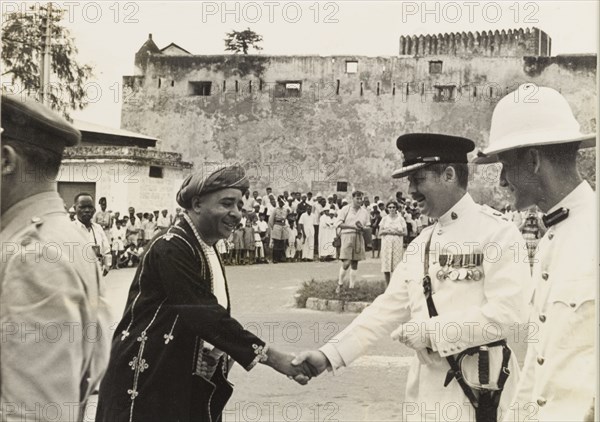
left=262, top=348, right=331, bottom=385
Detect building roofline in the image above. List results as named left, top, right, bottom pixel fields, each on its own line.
left=74, top=120, right=157, bottom=148
left=160, top=42, right=192, bottom=55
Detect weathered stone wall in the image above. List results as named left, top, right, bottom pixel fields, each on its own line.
left=121, top=53, right=596, bottom=205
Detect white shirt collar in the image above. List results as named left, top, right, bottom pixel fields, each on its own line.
left=437, top=193, right=475, bottom=227
left=547, top=180, right=595, bottom=215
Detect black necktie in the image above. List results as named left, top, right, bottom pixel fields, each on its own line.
left=542, top=207, right=569, bottom=228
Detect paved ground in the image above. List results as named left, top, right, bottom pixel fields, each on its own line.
left=91, top=257, right=529, bottom=422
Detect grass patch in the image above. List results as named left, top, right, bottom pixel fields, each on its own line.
left=295, top=279, right=386, bottom=308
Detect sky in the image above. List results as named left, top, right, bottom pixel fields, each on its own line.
left=6, top=1, right=597, bottom=128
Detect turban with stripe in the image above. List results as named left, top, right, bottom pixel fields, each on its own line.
left=176, top=165, right=249, bottom=209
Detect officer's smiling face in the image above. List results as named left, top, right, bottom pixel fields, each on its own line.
left=407, top=167, right=447, bottom=218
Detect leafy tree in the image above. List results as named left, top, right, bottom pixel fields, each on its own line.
left=2, top=4, right=93, bottom=118
left=224, top=28, right=263, bottom=54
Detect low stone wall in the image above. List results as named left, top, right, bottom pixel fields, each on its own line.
left=305, top=298, right=371, bottom=313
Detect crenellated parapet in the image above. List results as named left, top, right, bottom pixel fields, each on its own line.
left=400, top=27, right=551, bottom=57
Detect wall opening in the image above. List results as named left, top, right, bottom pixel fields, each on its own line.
left=345, top=61, right=358, bottom=73
left=429, top=60, right=443, bottom=74
left=188, top=81, right=212, bottom=96
left=149, top=166, right=164, bottom=178
left=274, top=81, right=302, bottom=98
left=433, top=85, right=456, bottom=102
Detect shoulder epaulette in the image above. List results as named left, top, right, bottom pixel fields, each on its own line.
left=480, top=205, right=510, bottom=222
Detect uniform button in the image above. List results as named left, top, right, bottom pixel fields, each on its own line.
left=537, top=356, right=545, bottom=365
left=537, top=397, right=547, bottom=407
left=539, top=314, right=546, bottom=323
left=31, top=217, right=41, bottom=223
left=437, top=230, right=443, bottom=235
left=442, top=350, right=448, bottom=354
left=570, top=303, right=577, bottom=308
left=548, top=232, right=554, bottom=240
left=20, top=237, right=32, bottom=246
left=541, top=272, right=549, bottom=280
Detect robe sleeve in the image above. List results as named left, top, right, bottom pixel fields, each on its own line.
left=151, top=235, right=266, bottom=370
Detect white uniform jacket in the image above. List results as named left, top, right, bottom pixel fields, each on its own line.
left=321, top=193, right=530, bottom=421
left=510, top=181, right=596, bottom=422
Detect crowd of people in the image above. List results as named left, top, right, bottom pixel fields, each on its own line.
left=214, top=189, right=437, bottom=266
left=78, top=187, right=547, bottom=278
left=67, top=201, right=184, bottom=269
left=76, top=189, right=437, bottom=271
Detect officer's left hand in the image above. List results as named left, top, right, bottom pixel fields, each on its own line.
left=391, top=320, right=431, bottom=351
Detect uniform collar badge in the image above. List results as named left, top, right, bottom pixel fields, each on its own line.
left=542, top=207, right=569, bottom=228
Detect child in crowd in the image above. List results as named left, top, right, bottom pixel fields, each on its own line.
left=225, top=232, right=235, bottom=265
left=252, top=219, right=265, bottom=263
left=110, top=220, right=126, bottom=269
left=232, top=223, right=245, bottom=265
left=294, top=230, right=303, bottom=262
left=257, top=214, right=270, bottom=263
left=286, top=220, right=297, bottom=262
left=242, top=219, right=255, bottom=264
left=216, top=238, right=229, bottom=264
left=119, top=243, right=141, bottom=268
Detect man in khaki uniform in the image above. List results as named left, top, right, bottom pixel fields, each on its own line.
left=474, top=84, right=596, bottom=422
left=0, top=95, right=110, bottom=421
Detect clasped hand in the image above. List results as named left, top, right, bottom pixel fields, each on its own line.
left=265, top=348, right=325, bottom=385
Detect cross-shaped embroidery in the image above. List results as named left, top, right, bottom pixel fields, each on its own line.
left=128, top=356, right=149, bottom=372
left=137, top=332, right=148, bottom=342
left=164, top=333, right=174, bottom=344
left=127, top=389, right=138, bottom=400
left=137, top=358, right=149, bottom=372
left=252, top=344, right=268, bottom=362
left=121, top=330, right=130, bottom=341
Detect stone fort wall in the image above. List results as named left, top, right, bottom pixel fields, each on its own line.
left=120, top=31, right=596, bottom=204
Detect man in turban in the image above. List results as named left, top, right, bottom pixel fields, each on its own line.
left=96, top=165, right=311, bottom=422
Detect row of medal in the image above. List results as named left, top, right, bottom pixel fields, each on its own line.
left=434, top=253, right=484, bottom=281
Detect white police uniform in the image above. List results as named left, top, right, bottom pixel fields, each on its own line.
left=321, top=193, right=530, bottom=422
left=510, top=181, right=596, bottom=421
